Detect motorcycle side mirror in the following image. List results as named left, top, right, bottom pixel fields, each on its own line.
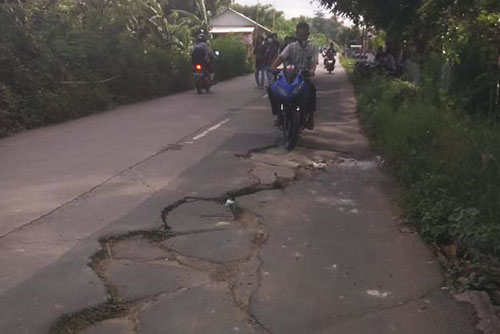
left=214, top=50, right=220, bottom=56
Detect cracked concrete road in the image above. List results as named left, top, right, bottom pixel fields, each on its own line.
left=0, top=63, right=494, bottom=333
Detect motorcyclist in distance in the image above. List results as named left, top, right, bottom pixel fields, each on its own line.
left=191, top=33, right=216, bottom=83
left=324, top=42, right=337, bottom=67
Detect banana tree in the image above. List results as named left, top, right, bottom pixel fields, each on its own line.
left=173, top=0, right=210, bottom=38
left=126, top=0, right=191, bottom=50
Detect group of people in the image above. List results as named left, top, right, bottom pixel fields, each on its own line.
left=374, top=47, right=397, bottom=73
left=191, top=22, right=319, bottom=130
left=252, top=23, right=319, bottom=129
left=253, top=33, right=293, bottom=88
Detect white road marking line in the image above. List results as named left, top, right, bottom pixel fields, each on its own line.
left=262, top=94, right=268, bottom=99
left=192, top=118, right=230, bottom=141
left=366, top=290, right=392, bottom=298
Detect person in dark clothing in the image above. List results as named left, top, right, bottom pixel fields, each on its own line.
left=253, top=36, right=266, bottom=88
left=374, top=46, right=385, bottom=63
left=280, top=36, right=297, bottom=68
left=280, top=36, right=296, bottom=53
left=191, top=33, right=216, bottom=82
left=264, top=33, right=280, bottom=86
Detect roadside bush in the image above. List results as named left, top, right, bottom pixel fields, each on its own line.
left=343, top=55, right=500, bottom=288
left=0, top=29, right=249, bottom=138
left=0, top=83, right=23, bottom=137
left=106, top=44, right=192, bottom=103
left=0, top=0, right=256, bottom=138
left=0, top=19, right=193, bottom=137
left=212, top=35, right=253, bottom=81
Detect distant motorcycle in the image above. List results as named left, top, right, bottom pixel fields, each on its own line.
left=270, top=66, right=313, bottom=150
left=324, top=54, right=336, bottom=74
left=193, top=51, right=219, bottom=94
left=193, top=63, right=211, bottom=94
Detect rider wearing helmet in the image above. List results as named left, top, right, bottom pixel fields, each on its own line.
left=323, top=42, right=337, bottom=67
left=191, top=33, right=216, bottom=82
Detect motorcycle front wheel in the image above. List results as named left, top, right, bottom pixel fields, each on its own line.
left=196, top=80, right=203, bottom=94
left=282, top=105, right=299, bottom=150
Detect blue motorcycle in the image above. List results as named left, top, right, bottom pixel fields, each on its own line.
left=270, top=66, right=312, bottom=150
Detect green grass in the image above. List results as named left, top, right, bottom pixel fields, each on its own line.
left=344, top=56, right=500, bottom=291
left=339, top=55, right=356, bottom=75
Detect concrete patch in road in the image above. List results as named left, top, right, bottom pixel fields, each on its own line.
left=112, top=237, right=168, bottom=261
left=166, top=200, right=234, bottom=233
left=250, top=162, right=295, bottom=184
left=106, top=261, right=208, bottom=301
left=137, top=286, right=256, bottom=334
left=81, top=318, right=134, bottom=334
left=161, top=229, right=255, bottom=264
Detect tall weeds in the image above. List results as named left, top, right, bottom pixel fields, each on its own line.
left=343, top=56, right=500, bottom=289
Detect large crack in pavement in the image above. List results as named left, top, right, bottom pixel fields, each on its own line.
left=49, top=145, right=333, bottom=334
left=47, top=141, right=495, bottom=334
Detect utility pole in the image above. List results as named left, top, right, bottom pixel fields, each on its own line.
left=256, top=0, right=259, bottom=24
left=272, top=0, right=276, bottom=31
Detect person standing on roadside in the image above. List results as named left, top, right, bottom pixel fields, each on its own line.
left=264, top=33, right=280, bottom=86
left=497, top=47, right=500, bottom=73
left=253, top=36, right=266, bottom=88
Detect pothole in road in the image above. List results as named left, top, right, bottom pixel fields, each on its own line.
left=240, top=146, right=343, bottom=187
left=50, top=197, right=272, bottom=334
left=50, top=144, right=344, bottom=334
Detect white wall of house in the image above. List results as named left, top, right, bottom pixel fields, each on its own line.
left=210, top=9, right=272, bottom=57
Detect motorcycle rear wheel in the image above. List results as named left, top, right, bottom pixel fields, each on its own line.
left=196, top=80, right=203, bottom=94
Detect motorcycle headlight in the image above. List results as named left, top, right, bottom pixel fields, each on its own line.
left=291, top=84, right=303, bottom=97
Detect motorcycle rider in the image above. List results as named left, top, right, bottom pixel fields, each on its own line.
left=191, top=33, right=216, bottom=83
left=268, top=21, right=318, bottom=129
left=324, top=42, right=337, bottom=67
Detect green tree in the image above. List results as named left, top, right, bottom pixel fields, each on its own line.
left=315, top=0, right=421, bottom=46
left=311, top=11, right=343, bottom=43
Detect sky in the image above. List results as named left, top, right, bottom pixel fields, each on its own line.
left=235, top=0, right=332, bottom=19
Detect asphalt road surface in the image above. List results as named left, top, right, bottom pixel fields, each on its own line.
left=0, top=62, right=495, bottom=333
